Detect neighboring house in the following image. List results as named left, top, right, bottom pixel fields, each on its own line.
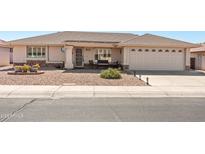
left=9, top=31, right=198, bottom=71
left=0, top=39, right=10, bottom=66
left=190, top=44, right=205, bottom=70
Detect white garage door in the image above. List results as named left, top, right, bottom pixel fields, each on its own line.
left=129, top=49, right=185, bottom=70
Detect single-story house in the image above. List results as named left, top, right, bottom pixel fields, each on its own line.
left=9, top=31, right=198, bottom=71
left=190, top=44, right=205, bottom=70
left=0, top=39, right=10, bottom=66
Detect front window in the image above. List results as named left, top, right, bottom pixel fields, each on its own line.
left=27, top=46, right=46, bottom=58
left=95, top=49, right=112, bottom=62
left=28, top=47, right=32, bottom=57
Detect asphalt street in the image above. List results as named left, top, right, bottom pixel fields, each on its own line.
left=0, top=97, right=205, bottom=122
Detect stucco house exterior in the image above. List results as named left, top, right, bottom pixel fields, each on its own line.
left=190, top=44, right=205, bottom=70
left=9, top=31, right=198, bottom=71
left=0, top=39, right=10, bottom=66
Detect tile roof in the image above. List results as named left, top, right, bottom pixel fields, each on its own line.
left=0, top=39, right=9, bottom=47
left=9, top=32, right=198, bottom=48
left=119, top=34, right=198, bottom=48
left=190, top=44, right=205, bottom=52
left=9, top=31, right=137, bottom=45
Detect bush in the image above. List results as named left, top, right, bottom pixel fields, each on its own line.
left=30, top=64, right=40, bottom=72
left=33, top=64, right=40, bottom=70
left=100, top=68, right=121, bottom=79
left=14, top=66, right=22, bottom=72
left=22, top=64, right=31, bottom=72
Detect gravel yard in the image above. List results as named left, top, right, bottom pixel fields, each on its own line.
left=0, top=70, right=145, bottom=86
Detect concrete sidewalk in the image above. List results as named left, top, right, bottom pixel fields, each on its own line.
left=0, top=85, right=205, bottom=98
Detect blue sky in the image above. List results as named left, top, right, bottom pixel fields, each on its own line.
left=0, top=31, right=205, bottom=43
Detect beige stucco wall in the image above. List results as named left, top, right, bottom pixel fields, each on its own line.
left=122, top=47, right=129, bottom=65
left=201, top=56, right=205, bottom=70
left=65, top=46, right=74, bottom=69
left=191, top=52, right=205, bottom=70
left=190, top=53, right=196, bottom=58
left=13, top=45, right=65, bottom=64
left=48, top=46, right=64, bottom=62
left=13, top=46, right=27, bottom=63
left=83, top=48, right=95, bottom=64
left=0, top=47, right=10, bottom=66
left=111, top=48, right=121, bottom=62
left=185, top=48, right=191, bottom=68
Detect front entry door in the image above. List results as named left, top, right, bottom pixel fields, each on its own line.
left=190, top=58, right=196, bottom=70
left=75, top=48, right=83, bottom=67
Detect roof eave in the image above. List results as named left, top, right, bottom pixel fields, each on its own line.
left=118, top=43, right=199, bottom=48
left=0, top=43, right=10, bottom=48
left=9, top=42, right=64, bottom=46
left=65, top=42, right=119, bottom=48
left=190, top=50, right=205, bottom=53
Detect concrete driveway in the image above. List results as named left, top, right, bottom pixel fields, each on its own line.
left=136, top=71, right=205, bottom=87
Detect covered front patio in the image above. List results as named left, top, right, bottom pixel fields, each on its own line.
left=63, top=43, right=125, bottom=69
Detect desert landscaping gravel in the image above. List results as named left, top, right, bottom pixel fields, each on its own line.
left=0, top=70, right=145, bottom=86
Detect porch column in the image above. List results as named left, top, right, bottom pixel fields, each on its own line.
left=185, top=48, right=191, bottom=70
left=65, top=46, right=74, bottom=69
left=122, top=47, right=129, bottom=70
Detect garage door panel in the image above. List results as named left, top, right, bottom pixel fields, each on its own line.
left=129, top=49, right=184, bottom=70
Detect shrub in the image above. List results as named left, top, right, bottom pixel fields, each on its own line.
left=100, top=68, right=121, bottom=79
left=33, top=64, right=40, bottom=70
left=30, top=64, right=40, bottom=72
left=14, top=66, right=22, bottom=72
left=22, top=64, right=31, bottom=72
